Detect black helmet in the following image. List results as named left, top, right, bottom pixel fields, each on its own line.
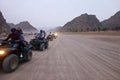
left=11, top=28, right=16, bottom=32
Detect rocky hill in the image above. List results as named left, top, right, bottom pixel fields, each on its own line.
left=101, top=10, right=120, bottom=30
left=62, top=13, right=102, bottom=32
left=0, top=11, right=10, bottom=34
left=8, top=23, right=16, bottom=28
left=8, top=21, right=38, bottom=33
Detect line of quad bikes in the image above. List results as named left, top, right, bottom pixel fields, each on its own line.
left=0, top=32, right=58, bottom=73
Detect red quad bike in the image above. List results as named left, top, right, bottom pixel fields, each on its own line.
left=47, top=34, right=53, bottom=41
left=0, top=39, right=32, bottom=73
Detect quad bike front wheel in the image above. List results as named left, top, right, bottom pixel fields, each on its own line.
left=25, top=50, right=32, bottom=61
left=2, top=54, right=19, bottom=73
left=40, top=43, right=45, bottom=51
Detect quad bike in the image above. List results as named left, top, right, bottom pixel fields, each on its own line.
left=47, top=34, right=53, bottom=41
left=29, top=37, right=49, bottom=51
left=0, top=39, right=32, bottom=73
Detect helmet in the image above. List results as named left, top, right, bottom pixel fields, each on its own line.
left=11, top=28, right=16, bottom=32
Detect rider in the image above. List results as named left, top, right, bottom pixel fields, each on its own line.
left=47, top=32, right=53, bottom=40
left=4, top=28, right=21, bottom=48
left=36, top=29, right=46, bottom=40
left=42, top=30, right=46, bottom=38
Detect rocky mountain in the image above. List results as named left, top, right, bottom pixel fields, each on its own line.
left=8, top=21, right=38, bottom=33
left=8, top=23, right=16, bottom=28
left=62, top=13, right=102, bottom=32
left=101, top=10, right=120, bottom=30
left=0, top=11, right=10, bottom=34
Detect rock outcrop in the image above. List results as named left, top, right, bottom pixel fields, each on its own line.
left=8, top=21, right=38, bottom=33
left=0, top=11, right=10, bottom=34
left=62, top=13, right=102, bottom=32
left=101, top=10, right=120, bottom=30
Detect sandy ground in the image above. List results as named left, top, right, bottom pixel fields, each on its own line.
left=0, top=34, right=120, bottom=80
left=62, top=31, right=120, bottom=36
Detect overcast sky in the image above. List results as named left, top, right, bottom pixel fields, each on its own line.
left=0, top=0, right=120, bottom=30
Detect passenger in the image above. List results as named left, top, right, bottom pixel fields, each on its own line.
left=16, top=28, right=29, bottom=59
left=16, top=28, right=26, bottom=47
left=4, top=28, right=21, bottom=48
left=17, top=28, right=25, bottom=41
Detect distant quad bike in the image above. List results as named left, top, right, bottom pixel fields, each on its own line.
left=30, top=37, right=49, bottom=51
left=0, top=39, right=32, bottom=73
left=47, top=34, right=53, bottom=41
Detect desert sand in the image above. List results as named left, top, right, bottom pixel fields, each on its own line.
left=0, top=33, right=120, bottom=80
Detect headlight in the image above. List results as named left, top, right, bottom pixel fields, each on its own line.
left=54, top=33, right=58, bottom=36
left=0, top=50, right=5, bottom=55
